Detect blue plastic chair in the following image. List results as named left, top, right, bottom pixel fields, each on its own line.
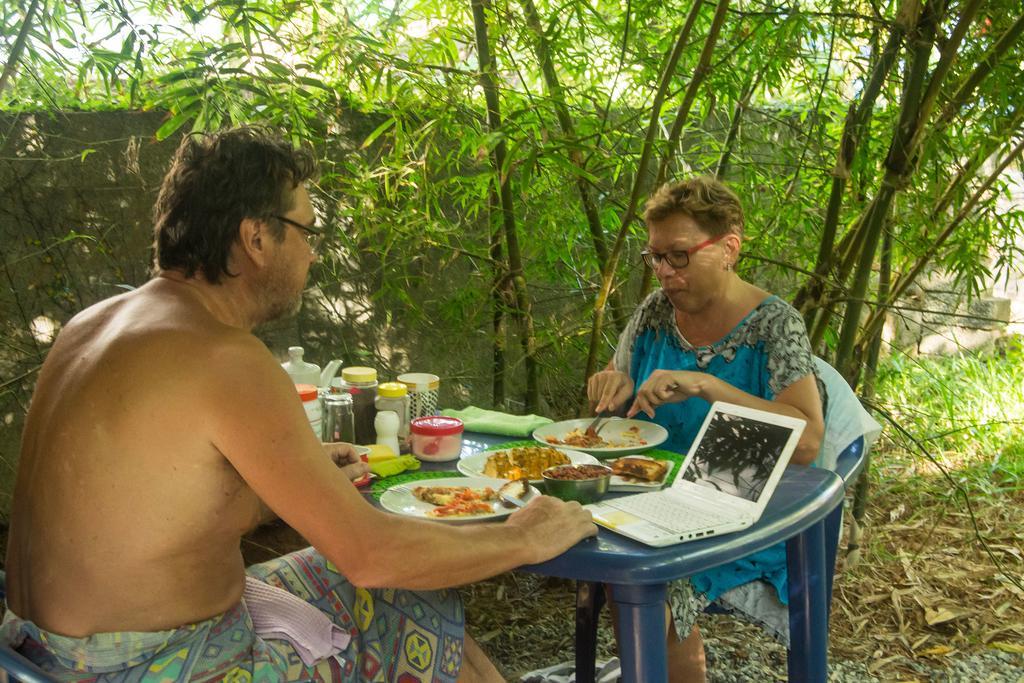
left=572, top=436, right=868, bottom=683
left=0, top=572, right=58, bottom=683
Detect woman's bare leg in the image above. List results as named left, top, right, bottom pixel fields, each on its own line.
left=666, top=608, right=706, bottom=683
left=456, top=633, right=506, bottom=683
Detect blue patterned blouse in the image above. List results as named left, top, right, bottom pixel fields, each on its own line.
left=611, top=290, right=823, bottom=602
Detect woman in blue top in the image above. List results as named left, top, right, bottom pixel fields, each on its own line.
left=589, top=176, right=825, bottom=682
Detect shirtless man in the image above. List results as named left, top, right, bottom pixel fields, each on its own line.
left=3, top=127, right=596, bottom=682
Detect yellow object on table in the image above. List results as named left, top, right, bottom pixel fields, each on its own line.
left=366, top=444, right=397, bottom=462
left=368, top=453, right=421, bottom=478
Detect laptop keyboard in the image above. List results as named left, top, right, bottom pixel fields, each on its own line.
left=608, top=492, right=727, bottom=532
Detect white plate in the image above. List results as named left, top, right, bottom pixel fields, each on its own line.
left=379, top=476, right=536, bottom=524
left=532, top=418, right=669, bottom=457
left=607, top=456, right=674, bottom=491
left=457, top=447, right=599, bottom=483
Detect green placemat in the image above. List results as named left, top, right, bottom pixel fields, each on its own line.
left=370, top=470, right=463, bottom=500
left=485, top=441, right=686, bottom=482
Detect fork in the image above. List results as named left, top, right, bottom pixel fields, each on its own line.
left=584, top=411, right=612, bottom=438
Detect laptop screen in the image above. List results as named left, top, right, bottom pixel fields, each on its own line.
left=681, top=410, right=796, bottom=502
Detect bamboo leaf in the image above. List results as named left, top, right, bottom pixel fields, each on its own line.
left=361, top=118, right=396, bottom=149
left=155, top=109, right=196, bottom=140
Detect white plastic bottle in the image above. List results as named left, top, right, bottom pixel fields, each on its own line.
left=296, top=384, right=322, bottom=439
left=281, top=346, right=320, bottom=386
left=374, top=410, right=401, bottom=457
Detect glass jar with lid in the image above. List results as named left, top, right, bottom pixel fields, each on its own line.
left=341, top=366, right=378, bottom=445
left=375, top=382, right=411, bottom=452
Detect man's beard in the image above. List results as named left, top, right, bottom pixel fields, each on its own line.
left=254, top=261, right=304, bottom=325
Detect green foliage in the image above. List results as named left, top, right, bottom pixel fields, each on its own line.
left=2, top=0, right=1023, bottom=410
left=874, top=336, right=1024, bottom=491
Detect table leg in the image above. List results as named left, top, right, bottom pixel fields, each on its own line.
left=786, top=519, right=829, bottom=682
left=608, top=582, right=668, bottom=683
left=574, top=581, right=604, bottom=683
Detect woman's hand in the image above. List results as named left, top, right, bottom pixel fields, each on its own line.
left=588, top=369, right=635, bottom=414
left=628, top=370, right=708, bottom=418
left=322, top=442, right=371, bottom=482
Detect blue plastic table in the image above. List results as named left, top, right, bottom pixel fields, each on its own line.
left=455, top=433, right=846, bottom=683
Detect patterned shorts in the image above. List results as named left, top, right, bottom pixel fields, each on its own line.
left=2, top=547, right=466, bottom=682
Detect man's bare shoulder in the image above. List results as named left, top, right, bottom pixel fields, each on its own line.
left=53, top=279, right=277, bottom=386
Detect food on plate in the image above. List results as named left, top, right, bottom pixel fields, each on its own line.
left=412, top=485, right=498, bottom=518
left=543, top=464, right=612, bottom=481
left=498, top=478, right=531, bottom=506
left=483, top=447, right=570, bottom=479
left=545, top=425, right=649, bottom=449
left=610, top=457, right=669, bottom=482
left=545, top=428, right=603, bottom=448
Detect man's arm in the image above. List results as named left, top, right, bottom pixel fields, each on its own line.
left=207, top=334, right=596, bottom=589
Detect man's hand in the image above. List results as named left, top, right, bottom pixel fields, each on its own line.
left=322, top=442, right=370, bottom=482
left=505, top=496, right=597, bottom=563
left=587, top=369, right=635, bottom=414
left=627, top=370, right=708, bottom=418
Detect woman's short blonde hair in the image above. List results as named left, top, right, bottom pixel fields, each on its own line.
left=643, top=176, right=744, bottom=238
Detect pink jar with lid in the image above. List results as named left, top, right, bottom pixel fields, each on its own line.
left=410, top=416, right=464, bottom=462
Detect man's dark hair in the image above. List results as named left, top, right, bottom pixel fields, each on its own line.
left=152, top=126, right=317, bottom=283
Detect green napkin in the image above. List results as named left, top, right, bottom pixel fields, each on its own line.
left=440, top=406, right=553, bottom=437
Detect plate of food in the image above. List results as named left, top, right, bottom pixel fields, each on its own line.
left=458, top=446, right=599, bottom=483
left=532, top=418, right=668, bottom=456
left=607, top=455, right=673, bottom=491
left=379, top=477, right=536, bottom=523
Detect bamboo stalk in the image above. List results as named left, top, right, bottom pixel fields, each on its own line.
left=834, top=0, right=939, bottom=382
left=580, top=0, right=706, bottom=384
left=714, top=72, right=759, bottom=179
left=489, top=187, right=507, bottom=407
left=930, top=106, right=1024, bottom=219
left=903, top=0, right=986, bottom=157
left=518, top=0, right=626, bottom=327
left=471, top=0, right=540, bottom=411
left=655, top=0, right=732, bottom=187
left=933, top=12, right=1024, bottom=131
left=855, top=133, right=1024, bottom=349
left=0, top=0, right=42, bottom=95
left=793, top=15, right=906, bottom=322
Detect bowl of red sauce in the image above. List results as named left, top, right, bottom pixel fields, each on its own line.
left=541, top=463, right=612, bottom=504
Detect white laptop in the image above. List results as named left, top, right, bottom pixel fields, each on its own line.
left=586, top=402, right=806, bottom=547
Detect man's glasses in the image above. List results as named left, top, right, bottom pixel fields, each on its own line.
left=273, top=215, right=324, bottom=253
left=640, top=233, right=726, bottom=270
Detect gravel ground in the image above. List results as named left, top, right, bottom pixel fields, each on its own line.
left=703, top=639, right=1024, bottom=683
left=694, top=613, right=1023, bottom=683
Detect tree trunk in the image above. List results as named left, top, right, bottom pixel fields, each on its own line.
left=471, top=0, right=540, bottom=411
